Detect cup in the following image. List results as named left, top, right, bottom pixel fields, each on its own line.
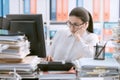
left=94, top=43, right=106, bottom=60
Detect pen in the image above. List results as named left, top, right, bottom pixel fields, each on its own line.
left=94, top=43, right=98, bottom=58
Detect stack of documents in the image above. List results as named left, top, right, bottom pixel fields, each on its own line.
left=39, top=70, right=76, bottom=80
left=112, top=24, right=120, bottom=61
left=77, top=58, right=120, bottom=77
left=112, top=24, right=120, bottom=41
left=0, top=35, right=30, bottom=62
left=0, top=56, right=39, bottom=71
left=0, top=56, right=40, bottom=78
left=0, top=35, right=40, bottom=79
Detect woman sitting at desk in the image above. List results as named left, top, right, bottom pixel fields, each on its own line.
left=46, top=7, right=99, bottom=62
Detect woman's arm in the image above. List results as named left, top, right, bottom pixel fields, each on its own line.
left=46, top=30, right=62, bottom=61
left=77, top=33, right=99, bottom=58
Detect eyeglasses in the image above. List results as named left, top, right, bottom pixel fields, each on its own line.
left=66, top=21, right=84, bottom=29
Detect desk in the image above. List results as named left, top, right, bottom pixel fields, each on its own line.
left=37, top=58, right=120, bottom=80
left=0, top=58, right=120, bottom=80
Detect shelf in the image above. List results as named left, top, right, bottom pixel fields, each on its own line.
left=50, top=21, right=67, bottom=25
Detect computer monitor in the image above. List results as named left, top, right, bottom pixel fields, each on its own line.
left=0, top=17, right=4, bottom=29
left=6, top=14, right=46, bottom=58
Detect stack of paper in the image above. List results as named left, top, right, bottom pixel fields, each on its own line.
left=39, top=71, right=76, bottom=80
left=112, top=24, right=120, bottom=41
left=0, top=35, right=40, bottom=79
left=0, top=35, right=26, bottom=41
left=0, top=56, right=40, bottom=78
left=112, top=22, right=120, bottom=60
left=0, top=35, right=30, bottom=61
left=0, top=56, right=39, bottom=71
left=77, top=58, right=120, bottom=77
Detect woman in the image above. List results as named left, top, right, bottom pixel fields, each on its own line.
left=47, top=7, right=99, bottom=62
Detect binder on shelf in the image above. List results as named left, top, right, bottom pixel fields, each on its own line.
left=68, top=0, right=76, bottom=14
left=36, top=0, right=47, bottom=22
left=0, top=0, right=3, bottom=17
left=103, top=0, right=110, bottom=21
left=76, top=0, right=83, bottom=7
left=50, top=0, right=56, bottom=21
left=9, top=0, right=20, bottom=14
left=56, top=0, right=68, bottom=21
left=62, top=0, right=68, bottom=21
left=110, top=0, right=119, bottom=22
left=83, top=0, right=93, bottom=15
left=56, top=0, right=63, bottom=21
left=30, top=0, right=37, bottom=14
left=24, top=0, right=30, bottom=14
left=3, top=0, right=9, bottom=17
left=93, top=0, right=100, bottom=22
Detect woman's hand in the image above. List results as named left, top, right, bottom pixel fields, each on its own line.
left=73, top=22, right=88, bottom=41
left=46, top=56, right=53, bottom=61
left=73, top=27, right=86, bottom=41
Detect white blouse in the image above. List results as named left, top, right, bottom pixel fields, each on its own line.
left=48, top=29, right=99, bottom=62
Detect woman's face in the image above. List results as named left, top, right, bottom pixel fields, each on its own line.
left=67, top=16, right=88, bottom=34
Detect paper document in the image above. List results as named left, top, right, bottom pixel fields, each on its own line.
left=0, top=56, right=40, bottom=71
left=80, top=77, right=104, bottom=80
left=79, top=58, right=120, bottom=69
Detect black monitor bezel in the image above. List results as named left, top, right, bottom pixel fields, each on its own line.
left=6, top=14, right=46, bottom=58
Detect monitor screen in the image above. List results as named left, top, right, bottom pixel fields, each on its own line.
left=6, top=14, right=46, bottom=58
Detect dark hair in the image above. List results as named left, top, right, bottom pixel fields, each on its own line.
left=69, top=7, right=93, bottom=33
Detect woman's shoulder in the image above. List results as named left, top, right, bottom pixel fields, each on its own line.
left=88, top=32, right=98, bottom=37
left=53, top=29, right=70, bottom=39
left=57, top=29, right=69, bottom=33
left=87, top=32, right=99, bottom=41
left=86, top=32, right=99, bottom=45
left=56, top=29, right=70, bottom=36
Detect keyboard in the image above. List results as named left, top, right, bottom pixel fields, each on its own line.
left=38, top=61, right=74, bottom=71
